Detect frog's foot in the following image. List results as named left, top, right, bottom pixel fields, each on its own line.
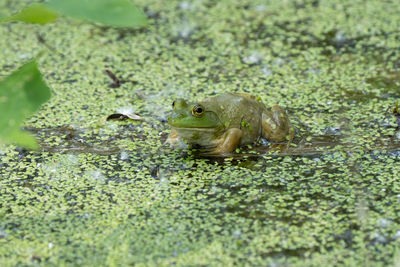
left=166, top=129, right=181, bottom=146
left=262, top=105, right=294, bottom=143
left=211, top=128, right=243, bottom=154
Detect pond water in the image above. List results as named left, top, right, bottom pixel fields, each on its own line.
left=1, top=0, right=400, bottom=265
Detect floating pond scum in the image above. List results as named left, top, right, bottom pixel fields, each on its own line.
left=1, top=0, right=400, bottom=266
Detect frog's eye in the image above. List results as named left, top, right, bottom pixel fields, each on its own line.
left=172, top=100, right=176, bottom=108
left=192, top=105, right=204, bottom=117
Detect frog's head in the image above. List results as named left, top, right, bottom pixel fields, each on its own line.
left=168, top=99, right=222, bottom=129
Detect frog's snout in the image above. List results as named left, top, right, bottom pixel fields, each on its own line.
left=169, top=112, right=182, bottom=120
left=168, top=112, right=183, bottom=125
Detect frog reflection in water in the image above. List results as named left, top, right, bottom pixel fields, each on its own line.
left=167, top=93, right=294, bottom=154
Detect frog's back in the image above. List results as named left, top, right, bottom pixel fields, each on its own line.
left=204, top=93, right=266, bottom=118
left=201, top=93, right=266, bottom=144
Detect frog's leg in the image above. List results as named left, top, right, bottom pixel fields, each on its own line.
left=261, top=105, right=294, bottom=143
left=212, top=128, right=243, bottom=154
left=166, top=129, right=180, bottom=146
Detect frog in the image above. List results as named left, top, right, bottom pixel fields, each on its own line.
left=167, top=93, right=294, bottom=154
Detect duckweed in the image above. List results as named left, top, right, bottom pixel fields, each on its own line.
left=1, top=0, right=400, bottom=265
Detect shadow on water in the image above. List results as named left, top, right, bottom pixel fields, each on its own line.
left=23, top=120, right=400, bottom=160
left=195, top=133, right=400, bottom=161
left=23, top=126, right=121, bottom=155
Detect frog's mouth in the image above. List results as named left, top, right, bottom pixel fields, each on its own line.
left=171, top=126, right=221, bottom=139
left=170, top=126, right=218, bottom=131
left=168, top=111, right=223, bottom=129
left=171, top=126, right=221, bottom=144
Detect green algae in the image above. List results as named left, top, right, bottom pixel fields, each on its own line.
left=1, top=0, right=400, bottom=266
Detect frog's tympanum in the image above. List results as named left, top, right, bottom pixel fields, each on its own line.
left=167, top=93, right=294, bottom=154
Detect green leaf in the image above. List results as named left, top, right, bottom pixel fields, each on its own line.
left=45, top=0, right=147, bottom=28
left=1, top=4, right=59, bottom=24
left=0, top=60, right=51, bottom=150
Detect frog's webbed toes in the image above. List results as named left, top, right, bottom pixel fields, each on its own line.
left=166, top=129, right=182, bottom=146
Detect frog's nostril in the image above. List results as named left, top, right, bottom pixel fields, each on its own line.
left=173, top=99, right=187, bottom=108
